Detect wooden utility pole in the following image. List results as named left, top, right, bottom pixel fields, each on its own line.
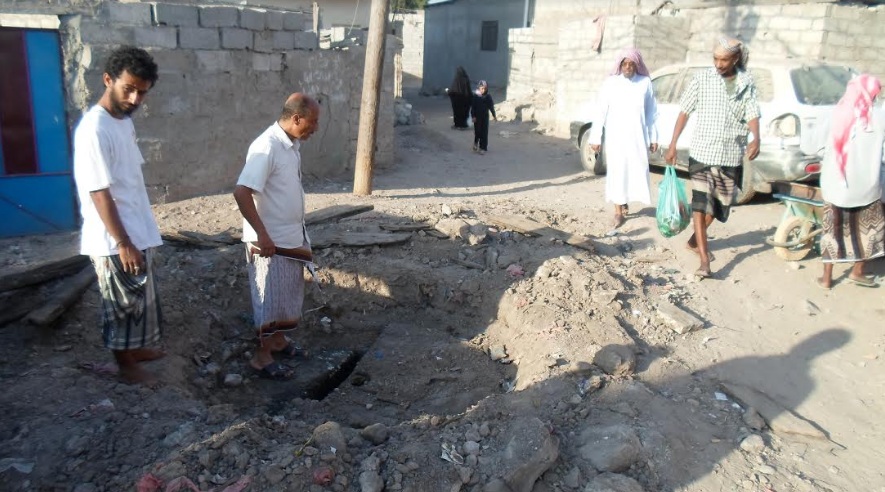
left=353, top=0, right=389, bottom=196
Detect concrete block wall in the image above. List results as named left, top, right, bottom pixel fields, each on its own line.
left=399, top=11, right=424, bottom=94
left=821, top=4, right=885, bottom=82
left=0, top=0, right=397, bottom=203
left=686, top=4, right=824, bottom=63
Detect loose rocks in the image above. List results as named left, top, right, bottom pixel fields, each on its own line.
left=593, top=345, right=636, bottom=377
left=312, top=421, right=348, bottom=454
left=360, top=423, right=390, bottom=445
left=583, top=472, right=644, bottom=492
left=578, top=425, right=641, bottom=473
left=486, top=417, right=559, bottom=492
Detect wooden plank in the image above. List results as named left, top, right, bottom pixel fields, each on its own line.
left=305, top=204, right=374, bottom=226
left=179, top=230, right=239, bottom=245
left=25, top=267, right=96, bottom=326
left=656, top=302, right=704, bottom=334
left=0, top=287, right=43, bottom=326
left=310, top=231, right=411, bottom=249
left=487, top=214, right=596, bottom=252
left=0, top=255, right=89, bottom=293
left=379, top=223, right=432, bottom=232
left=161, top=232, right=221, bottom=249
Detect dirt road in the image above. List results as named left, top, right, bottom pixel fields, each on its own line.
left=388, top=96, right=885, bottom=490
left=0, top=94, right=882, bottom=492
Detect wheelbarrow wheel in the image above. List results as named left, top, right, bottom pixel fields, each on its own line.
left=773, top=216, right=815, bottom=261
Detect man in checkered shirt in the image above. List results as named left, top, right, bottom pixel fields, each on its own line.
left=665, top=37, right=761, bottom=278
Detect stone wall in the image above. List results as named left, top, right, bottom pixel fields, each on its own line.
left=0, top=0, right=396, bottom=203
left=506, top=1, right=885, bottom=138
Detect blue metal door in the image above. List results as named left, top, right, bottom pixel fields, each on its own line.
left=0, top=28, right=75, bottom=237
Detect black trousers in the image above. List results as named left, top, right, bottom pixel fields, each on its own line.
left=449, top=93, right=470, bottom=128
left=473, top=115, right=489, bottom=150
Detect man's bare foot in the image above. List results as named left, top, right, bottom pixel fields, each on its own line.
left=130, top=348, right=166, bottom=362
left=685, top=243, right=715, bottom=262
left=816, top=277, right=832, bottom=290
left=612, top=214, right=625, bottom=229
left=119, top=364, right=160, bottom=388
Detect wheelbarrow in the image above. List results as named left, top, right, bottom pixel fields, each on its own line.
left=765, top=183, right=824, bottom=261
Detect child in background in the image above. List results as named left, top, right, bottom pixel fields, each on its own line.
left=470, top=80, right=497, bottom=155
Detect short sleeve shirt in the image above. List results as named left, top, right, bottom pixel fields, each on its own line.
left=237, top=122, right=308, bottom=249
left=73, top=106, right=162, bottom=256
left=679, top=68, right=761, bottom=167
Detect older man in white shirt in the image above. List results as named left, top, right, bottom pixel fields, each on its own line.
left=234, top=93, right=320, bottom=380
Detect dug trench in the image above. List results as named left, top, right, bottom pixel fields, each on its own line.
left=0, top=202, right=841, bottom=492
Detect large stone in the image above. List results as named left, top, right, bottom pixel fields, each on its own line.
left=434, top=218, right=470, bottom=239
left=311, top=421, right=347, bottom=454
left=264, top=464, right=286, bottom=485
left=359, top=471, right=384, bottom=492
left=583, top=473, right=644, bottom=492
left=485, top=418, right=559, bottom=492
left=593, top=345, right=636, bottom=377
left=360, top=423, right=390, bottom=445
left=578, top=425, right=641, bottom=473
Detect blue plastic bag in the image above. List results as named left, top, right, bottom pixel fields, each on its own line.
left=656, top=166, right=691, bottom=238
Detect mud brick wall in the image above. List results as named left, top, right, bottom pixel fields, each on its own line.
left=0, top=0, right=397, bottom=203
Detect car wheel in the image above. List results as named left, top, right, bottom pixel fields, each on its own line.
left=735, top=158, right=757, bottom=204
left=773, top=216, right=815, bottom=261
left=579, top=130, right=606, bottom=175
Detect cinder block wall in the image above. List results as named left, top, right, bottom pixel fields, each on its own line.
left=398, top=11, right=424, bottom=94
left=821, top=4, right=885, bottom=81
left=2, top=0, right=396, bottom=203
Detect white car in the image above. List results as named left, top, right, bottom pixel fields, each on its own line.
left=571, top=60, right=857, bottom=203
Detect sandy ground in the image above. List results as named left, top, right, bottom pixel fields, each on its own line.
left=385, top=96, right=885, bottom=490
left=0, top=94, right=882, bottom=492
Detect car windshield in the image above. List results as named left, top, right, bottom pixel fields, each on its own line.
left=791, top=66, right=856, bottom=105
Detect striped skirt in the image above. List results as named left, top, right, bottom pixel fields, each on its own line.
left=820, top=201, right=885, bottom=263
left=247, top=245, right=305, bottom=338
left=92, top=248, right=162, bottom=351
left=689, top=158, right=741, bottom=223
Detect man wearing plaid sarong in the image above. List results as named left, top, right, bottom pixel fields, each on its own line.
left=665, top=37, right=761, bottom=278
left=73, top=46, right=165, bottom=387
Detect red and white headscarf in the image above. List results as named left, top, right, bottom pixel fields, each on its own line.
left=831, top=74, right=882, bottom=181
left=609, top=48, right=649, bottom=77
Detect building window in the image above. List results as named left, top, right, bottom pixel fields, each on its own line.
left=481, top=21, right=498, bottom=51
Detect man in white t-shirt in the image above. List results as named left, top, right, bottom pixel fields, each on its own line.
left=72, top=46, right=164, bottom=388
left=234, top=93, right=320, bottom=380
